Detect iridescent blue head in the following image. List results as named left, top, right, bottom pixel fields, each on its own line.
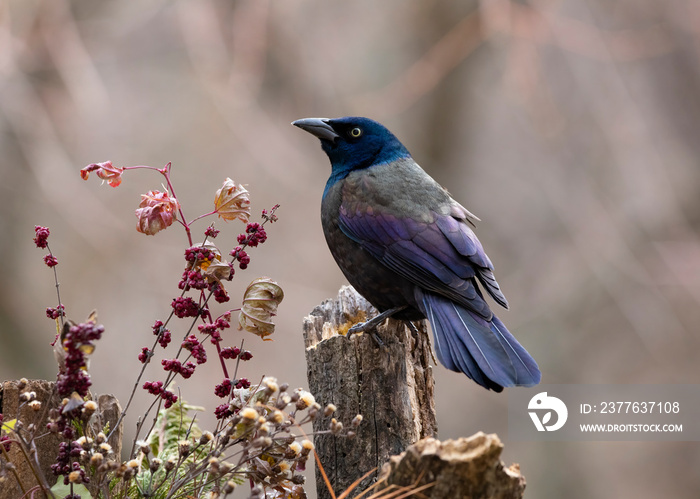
left=292, top=117, right=411, bottom=197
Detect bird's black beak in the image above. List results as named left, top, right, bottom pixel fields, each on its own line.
left=292, top=118, right=340, bottom=143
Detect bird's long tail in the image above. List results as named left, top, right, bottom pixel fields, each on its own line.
left=415, top=289, right=541, bottom=391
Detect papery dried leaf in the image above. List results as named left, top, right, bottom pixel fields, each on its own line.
left=214, top=178, right=251, bottom=223
left=203, top=260, right=233, bottom=284
left=238, top=278, right=284, bottom=340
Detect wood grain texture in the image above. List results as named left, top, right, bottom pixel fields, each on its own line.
left=303, top=286, right=437, bottom=499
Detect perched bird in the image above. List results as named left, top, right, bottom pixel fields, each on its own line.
left=292, top=116, right=540, bottom=391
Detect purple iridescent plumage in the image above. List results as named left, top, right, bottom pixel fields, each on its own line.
left=293, top=116, right=541, bottom=391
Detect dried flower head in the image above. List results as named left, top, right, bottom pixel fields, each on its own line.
left=135, top=190, right=179, bottom=236
left=294, top=390, right=315, bottom=410
left=240, top=407, right=259, bottom=421
left=330, top=418, right=343, bottom=435
left=262, top=376, right=279, bottom=394
left=90, top=453, right=104, bottom=467
left=301, top=439, right=314, bottom=453
left=76, top=436, right=93, bottom=449
left=177, top=440, right=191, bottom=457
left=137, top=440, right=150, bottom=455
left=214, top=178, right=251, bottom=222
left=20, top=391, right=36, bottom=402
left=68, top=470, right=83, bottom=484
left=268, top=410, right=284, bottom=424
left=199, top=431, right=214, bottom=444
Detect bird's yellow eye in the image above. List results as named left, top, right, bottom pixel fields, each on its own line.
left=349, top=127, right=362, bottom=138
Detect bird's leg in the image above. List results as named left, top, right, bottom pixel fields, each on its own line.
left=406, top=320, right=420, bottom=340
left=407, top=320, right=437, bottom=364
left=347, top=305, right=408, bottom=336
left=369, top=331, right=385, bottom=347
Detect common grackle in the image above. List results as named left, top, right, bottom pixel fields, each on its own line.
left=293, top=116, right=540, bottom=391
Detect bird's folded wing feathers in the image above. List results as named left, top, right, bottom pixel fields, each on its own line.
left=338, top=202, right=509, bottom=318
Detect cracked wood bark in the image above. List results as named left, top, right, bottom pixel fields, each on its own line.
left=375, top=433, right=526, bottom=499
left=303, top=286, right=437, bottom=499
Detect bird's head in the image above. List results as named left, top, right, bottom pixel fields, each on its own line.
left=293, top=117, right=411, bottom=195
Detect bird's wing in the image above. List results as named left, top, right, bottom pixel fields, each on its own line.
left=338, top=201, right=508, bottom=319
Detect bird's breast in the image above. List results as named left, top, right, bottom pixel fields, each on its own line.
left=320, top=180, right=424, bottom=320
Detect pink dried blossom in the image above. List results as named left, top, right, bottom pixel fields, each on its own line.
left=135, top=190, right=179, bottom=236
left=80, top=161, right=124, bottom=187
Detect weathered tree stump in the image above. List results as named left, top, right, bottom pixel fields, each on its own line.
left=303, top=286, right=438, bottom=499
left=0, top=379, right=122, bottom=498
left=375, top=433, right=526, bottom=498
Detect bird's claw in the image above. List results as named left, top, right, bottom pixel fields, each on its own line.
left=347, top=305, right=409, bottom=345
left=347, top=321, right=371, bottom=336
left=347, top=321, right=385, bottom=346
left=348, top=305, right=408, bottom=338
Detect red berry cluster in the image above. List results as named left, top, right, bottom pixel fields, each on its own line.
left=171, top=296, right=200, bottom=318
left=35, top=226, right=59, bottom=268
left=143, top=381, right=178, bottom=409
left=197, top=315, right=231, bottom=345
left=162, top=359, right=196, bottom=379
left=237, top=222, right=267, bottom=247
left=212, top=282, right=231, bottom=303
left=46, top=305, right=65, bottom=320
left=185, top=245, right=217, bottom=265
left=214, top=378, right=232, bottom=398
left=180, top=245, right=219, bottom=291
left=178, top=269, right=207, bottom=291
left=230, top=246, right=251, bottom=270
left=214, top=403, right=233, bottom=420
left=235, top=378, right=251, bottom=389
left=220, top=346, right=240, bottom=359
left=50, top=441, right=86, bottom=484
left=33, top=225, right=50, bottom=248
left=44, top=254, right=59, bottom=267
left=261, top=205, right=280, bottom=223
left=182, top=334, right=207, bottom=364
left=152, top=320, right=172, bottom=348
left=56, top=321, right=104, bottom=398
left=138, top=347, right=151, bottom=364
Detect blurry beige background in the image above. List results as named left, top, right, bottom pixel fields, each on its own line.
left=2, top=0, right=700, bottom=497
